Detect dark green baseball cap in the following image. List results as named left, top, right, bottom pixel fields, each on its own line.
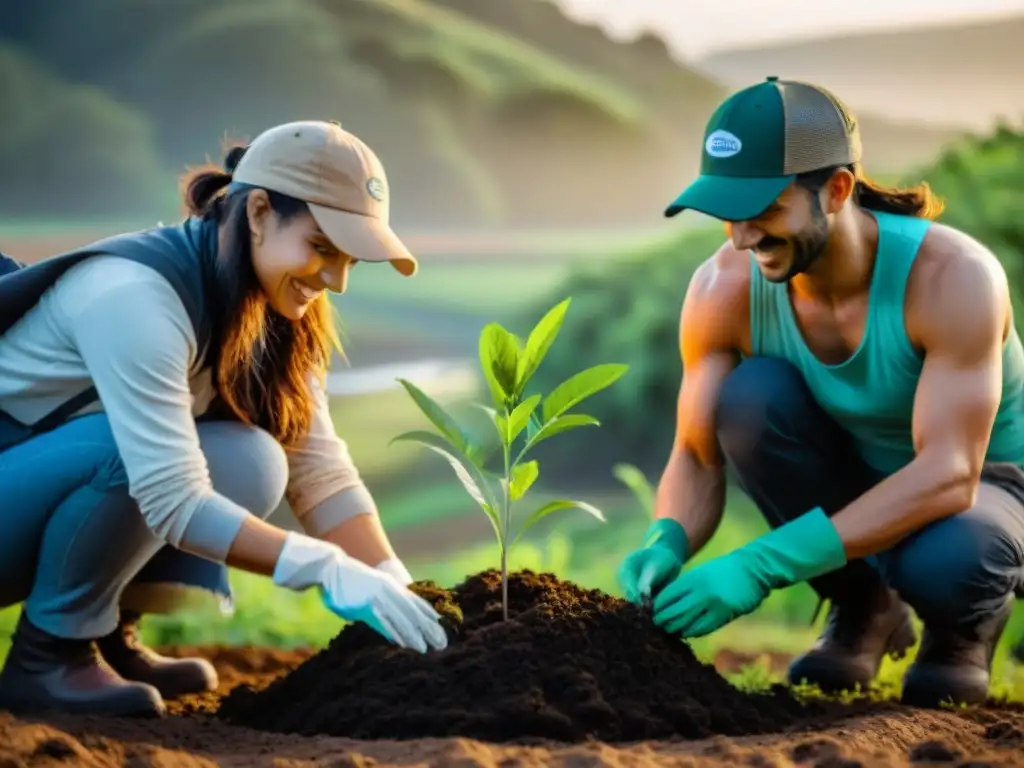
left=664, top=76, right=863, bottom=221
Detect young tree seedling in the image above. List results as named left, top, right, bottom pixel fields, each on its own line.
left=391, top=297, right=628, bottom=620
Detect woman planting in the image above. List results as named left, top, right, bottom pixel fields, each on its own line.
left=0, top=120, right=448, bottom=718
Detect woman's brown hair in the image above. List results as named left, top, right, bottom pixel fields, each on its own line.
left=179, top=144, right=342, bottom=446
left=797, top=162, right=946, bottom=220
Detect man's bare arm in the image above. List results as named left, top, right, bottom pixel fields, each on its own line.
left=830, top=238, right=1008, bottom=558
left=654, top=251, right=747, bottom=556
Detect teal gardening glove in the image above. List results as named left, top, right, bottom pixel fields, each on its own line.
left=653, top=507, right=848, bottom=638
left=617, top=517, right=690, bottom=605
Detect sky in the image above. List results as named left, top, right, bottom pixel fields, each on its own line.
left=552, top=0, right=1024, bottom=58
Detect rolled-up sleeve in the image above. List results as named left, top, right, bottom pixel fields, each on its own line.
left=284, top=378, right=378, bottom=537
left=65, top=262, right=254, bottom=561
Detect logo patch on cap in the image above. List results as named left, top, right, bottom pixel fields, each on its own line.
left=366, top=177, right=386, bottom=202
left=705, top=130, right=742, bottom=158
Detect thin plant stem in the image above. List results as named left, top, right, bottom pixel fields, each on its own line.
left=501, top=410, right=512, bottom=622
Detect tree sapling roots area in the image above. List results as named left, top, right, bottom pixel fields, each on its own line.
left=2, top=570, right=1023, bottom=767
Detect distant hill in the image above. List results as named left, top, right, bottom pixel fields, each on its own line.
left=0, top=0, right=976, bottom=228
left=694, top=14, right=1024, bottom=133
left=423, top=0, right=969, bottom=186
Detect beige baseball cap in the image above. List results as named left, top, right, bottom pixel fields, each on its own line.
left=231, top=120, right=418, bottom=277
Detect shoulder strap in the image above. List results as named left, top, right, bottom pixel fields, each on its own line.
left=864, top=210, right=932, bottom=357
left=0, top=219, right=216, bottom=436
left=870, top=210, right=932, bottom=303
left=0, top=251, right=25, bottom=278
left=747, top=252, right=788, bottom=357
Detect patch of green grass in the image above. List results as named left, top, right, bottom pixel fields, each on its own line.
left=716, top=611, right=1024, bottom=708
left=329, top=383, right=489, bottom=480
left=351, top=262, right=574, bottom=314
left=377, top=477, right=585, bottom=533
left=329, top=387, right=436, bottom=477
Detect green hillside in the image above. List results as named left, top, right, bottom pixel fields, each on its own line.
left=0, top=0, right=970, bottom=228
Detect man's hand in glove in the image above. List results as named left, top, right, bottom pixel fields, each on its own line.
left=653, top=507, right=847, bottom=638
left=617, top=518, right=690, bottom=605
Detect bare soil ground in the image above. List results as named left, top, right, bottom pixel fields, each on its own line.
left=3, top=573, right=1024, bottom=767
left=3, top=645, right=1024, bottom=767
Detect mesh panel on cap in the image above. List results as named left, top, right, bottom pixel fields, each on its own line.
left=779, top=82, right=862, bottom=174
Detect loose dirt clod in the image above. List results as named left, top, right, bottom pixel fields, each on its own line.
left=983, top=721, right=1024, bottom=745
left=908, top=739, right=962, bottom=763
left=217, top=570, right=847, bottom=742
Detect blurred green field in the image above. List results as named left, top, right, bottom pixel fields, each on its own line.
left=3, top=203, right=1024, bottom=704
left=349, top=261, right=573, bottom=314
left=3, top=375, right=1024, bottom=701
left=4, top=477, right=1024, bottom=699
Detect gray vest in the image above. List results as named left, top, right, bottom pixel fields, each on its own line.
left=0, top=217, right=219, bottom=451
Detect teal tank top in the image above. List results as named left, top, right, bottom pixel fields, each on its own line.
left=749, top=209, right=1024, bottom=475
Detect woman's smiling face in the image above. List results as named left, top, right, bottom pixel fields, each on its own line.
left=246, top=189, right=356, bottom=320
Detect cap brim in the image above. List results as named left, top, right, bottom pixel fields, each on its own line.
left=663, top=174, right=794, bottom=221
left=308, top=203, right=418, bottom=278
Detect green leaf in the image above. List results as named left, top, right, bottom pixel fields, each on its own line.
left=471, top=402, right=503, bottom=440
left=479, top=323, right=520, bottom=407
left=511, top=499, right=606, bottom=548
left=505, top=394, right=541, bottom=446
left=472, top=403, right=499, bottom=421
left=541, top=363, right=629, bottom=423
left=463, top=405, right=504, bottom=471
left=390, top=430, right=502, bottom=539
left=518, top=414, right=600, bottom=460
left=612, top=463, right=656, bottom=519
left=538, top=413, right=600, bottom=441
left=526, top=411, right=544, bottom=441
left=509, top=460, right=539, bottom=501
left=395, top=379, right=467, bottom=453
left=516, top=298, right=570, bottom=395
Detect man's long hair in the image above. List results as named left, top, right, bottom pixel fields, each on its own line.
left=797, top=163, right=946, bottom=220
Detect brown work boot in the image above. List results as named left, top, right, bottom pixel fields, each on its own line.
left=96, top=611, right=217, bottom=700
left=901, top=597, right=1013, bottom=708
left=787, top=587, right=916, bottom=693
left=0, top=613, right=164, bottom=717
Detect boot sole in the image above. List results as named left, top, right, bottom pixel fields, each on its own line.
left=0, top=688, right=166, bottom=718
left=900, top=665, right=989, bottom=709
left=109, top=660, right=219, bottom=701
left=900, top=602, right=1013, bottom=709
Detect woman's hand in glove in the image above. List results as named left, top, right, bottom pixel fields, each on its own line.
left=272, top=532, right=448, bottom=653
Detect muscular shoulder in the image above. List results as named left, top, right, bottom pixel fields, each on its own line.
left=680, top=240, right=751, bottom=358
left=906, top=222, right=1011, bottom=350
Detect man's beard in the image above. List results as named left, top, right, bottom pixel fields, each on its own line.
left=758, top=199, right=830, bottom=283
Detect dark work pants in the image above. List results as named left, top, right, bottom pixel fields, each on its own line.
left=714, top=356, right=1024, bottom=630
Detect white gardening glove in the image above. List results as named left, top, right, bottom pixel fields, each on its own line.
left=375, top=557, right=414, bottom=586
left=272, top=532, right=447, bottom=653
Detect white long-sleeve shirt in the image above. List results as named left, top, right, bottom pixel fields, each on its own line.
left=0, top=255, right=376, bottom=561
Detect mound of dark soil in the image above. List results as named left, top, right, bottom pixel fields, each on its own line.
left=217, top=570, right=850, bottom=743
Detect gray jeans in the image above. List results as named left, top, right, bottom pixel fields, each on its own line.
left=715, top=356, right=1024, bottom=630
left=0, top=412, right=288, bottom=639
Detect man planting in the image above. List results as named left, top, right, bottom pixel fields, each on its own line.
left=617, top=77, right=1024, bottom=708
